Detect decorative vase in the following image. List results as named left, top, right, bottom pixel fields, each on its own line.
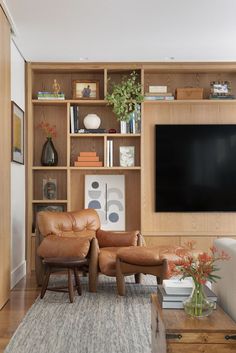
left=120, top=120, right=128, bottom=134
left=41, top=137, right=58, bottom=166
left=83, top=114, right=101, bottom=129
left=183, top=282, right=214, bottom=317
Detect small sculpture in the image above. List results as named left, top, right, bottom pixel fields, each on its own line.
left=52, top=79, right=60, bottom=94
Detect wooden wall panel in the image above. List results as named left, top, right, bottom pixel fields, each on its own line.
left=141, top=102, right=236, bottom=243
left=0, top=7, right=11, bottom=309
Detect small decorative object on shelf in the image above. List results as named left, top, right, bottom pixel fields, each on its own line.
left=106, top=71, right=143, bottom=134
left=169, top=241, right=230, bottom=317
left=209, top=81, right=235, bottom=99
left=43, top=178, right=57, bottom=200
left=119, top=146, right=135, bottom=167
left=144, top=85, right=174, bottom=101
left=176, top=87, right=203, bottom=100
left=38, top=121, right=58, bottom=166
left=74, top=151, right=102, bottom=167
left=83, top=113, right=101, bottom=129
left=52, top=79, right=61, bottom=94
left=37, top=79, right=65, bottom=100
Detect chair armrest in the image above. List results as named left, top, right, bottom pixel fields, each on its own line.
left=96, top=229, right=140, bottom=248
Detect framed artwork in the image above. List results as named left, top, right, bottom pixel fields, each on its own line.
left=43, top=178, right=57, bottom=200
left=210, top=81, right=231, bottom=96
left=72, top=80, right=99, bottom=100
left=85, top=175, right=125, bottom=230
left=119, top=146, right=135, bottom=167
left=11, top=101, right=24, bottom=164
left=33, top=204, right=65, bottom=232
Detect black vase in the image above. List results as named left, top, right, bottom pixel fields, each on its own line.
left=41, top=137, right=58, bottom=166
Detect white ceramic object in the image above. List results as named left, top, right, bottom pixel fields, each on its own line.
left=83, top=114, right=101, bottom=129
left=120, top=120, right=127, bottom=134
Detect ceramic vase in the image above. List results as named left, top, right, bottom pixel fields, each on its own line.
left=41, top=137, right=58, bottom=166
left=83, top=114, right=101, bottom=129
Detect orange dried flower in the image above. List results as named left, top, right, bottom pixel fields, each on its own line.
left=38, top=121, right=57, bottom=138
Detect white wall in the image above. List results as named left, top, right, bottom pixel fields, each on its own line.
left=11, top=40, right=26, bottom=288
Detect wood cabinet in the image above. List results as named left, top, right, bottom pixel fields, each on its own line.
left=151, top=294, right=236, bottom=353
left=27, top=62, right=236, bottom=271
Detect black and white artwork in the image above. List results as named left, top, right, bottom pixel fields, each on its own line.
left=85, top=175, right=125, bottom=230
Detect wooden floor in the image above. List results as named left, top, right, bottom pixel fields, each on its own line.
left=0, top=273, right=40, bottom=353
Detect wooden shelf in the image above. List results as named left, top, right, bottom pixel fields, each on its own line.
left=32, top=99, right=107, bottom=105
left=32, top=200, right=68, bottom=203
left=70, top=133, right=141, bottom=137
left=32, top=166, right=68, bottom=170
left=143, top=99, right=236, bottom=104
left=70, top=166, right=141, bottom=170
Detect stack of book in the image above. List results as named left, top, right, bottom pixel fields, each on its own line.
left=209, top=94, right=235, bottom=100
left=144, top=85, right=174, bottom=101
left=106, top=140, right=113, bottom=167
left=74, top=151, right=103, bottom=167
left=70, top=105, right=79, bottom=133
left=157, top=279, right=217, bottom=309
left=37, top=91, right=65, bottom=100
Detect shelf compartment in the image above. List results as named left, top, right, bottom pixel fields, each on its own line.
left=32, top=70, right=105, bottom=100
left=33, top=105, right=67, bottom=166
left=107, top=69, right=142, bottom=95
left=143, top=72, right=236, bottom=100
left=32, top=202, right=67, bottom=233
left=107, top=136, right=141, bottom=167
left=70, top=169, right=140, bottom=230
left=70, top=136, right=104, bottom=167
left=33, top=170, right=67, bottom=201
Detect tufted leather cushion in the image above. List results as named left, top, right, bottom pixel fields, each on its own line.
left=37, top=209, right=100, bottom=237
left=96, top=229, right=138, bottom=248
left=117, top=246, right=163, bottom=266
left=37, top=235, right=91, bottom=258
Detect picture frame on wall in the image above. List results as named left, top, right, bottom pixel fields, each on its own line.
left=72, top=80, right=99, bottom=100
left=11, top=101, right=24, bottom=164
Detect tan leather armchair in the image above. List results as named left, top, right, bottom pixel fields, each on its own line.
left=36, top=208, right=100, bottom=292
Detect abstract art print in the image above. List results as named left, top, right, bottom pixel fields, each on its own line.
left=85, top=175, right=125, bottom=230
left=11, top=101, right=24, bottom=164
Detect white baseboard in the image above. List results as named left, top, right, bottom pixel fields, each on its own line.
left=11, top=260, right=26, bottom=289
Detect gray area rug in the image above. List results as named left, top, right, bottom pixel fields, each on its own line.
left=4, top=275, right=157, bottom=353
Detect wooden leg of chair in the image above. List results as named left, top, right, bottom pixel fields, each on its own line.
left=68, top=269, right=74, bottom=303
left=134, top=273, right=142, bottom=284
left=88, top=238, right=98, bottom=293
left=116, top=257, right=125, bottom=296
left=74, top=267, right=82, bottom=296
left=40, top=266, right=51, bottom=299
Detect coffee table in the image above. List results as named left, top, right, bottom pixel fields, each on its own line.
left=151, top=293, right=236, bottom=353
left=40, top=257, right=88, bottom=303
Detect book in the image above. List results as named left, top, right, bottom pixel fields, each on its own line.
left=74, top=161, right=103, bottom=167
left=149, top=85, right=167, bottom=93
left=158, top=284, right=217, bottom=302
left=157, top=286, right=217, bottom=309
left=37, top=91, right=65, bottom=100
left=109, top=140, right=113, bottom=167
left=77, top=156, right=99, bottom=162
left=78, top=128, right=106, bottom=133
left=145, top=92, right=173, bottom=97
left=73, top=105, right=79, bottom=132
left=70, top=106, right=74, bottom=133
left=106, top=140, right=110, bottom=167
left=163, top=279, right=193, bottom=295
left=80, top=151, right=97, bottom=157
left=144, top=96, right=174, bottom=101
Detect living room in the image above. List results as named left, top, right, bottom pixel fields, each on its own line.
left=1, top=1, right=236, bottom=352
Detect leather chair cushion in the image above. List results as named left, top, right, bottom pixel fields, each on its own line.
left=37, top=234, right=91, bottom=258
left=96, top=229, right=138, bottom=248
left=37, top=209, right=100, bottom=237
left=99, top=247, right=131, bottom=276
left=117, top=246, right=163, bottom=266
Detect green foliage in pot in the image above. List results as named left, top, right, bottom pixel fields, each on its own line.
left=106, top=71, right=143, bottom=122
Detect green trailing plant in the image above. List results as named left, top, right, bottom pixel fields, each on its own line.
left=106, top=71, right=143, bottom=122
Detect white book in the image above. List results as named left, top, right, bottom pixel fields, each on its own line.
left=109, top=140, right=113, bottom=167
left=70, top=106, right=74, bottom=133
left=163, top=279, right=193, bottom=295
left=106, top=140, right=110, bottom=167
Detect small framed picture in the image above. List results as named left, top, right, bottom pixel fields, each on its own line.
left=210, top=81, right=231, bottom=95
left=72, top=80, right=99, bottom=100
left=119, top=146, right=135, bottom=167
left=43, top=178, right=57, bottom=200
left=11, top=101, right=24, bottom=164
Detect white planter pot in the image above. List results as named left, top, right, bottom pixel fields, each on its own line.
left=83, top=114, right=101, bottom=129
left=120, top=121, right=128, bottom=134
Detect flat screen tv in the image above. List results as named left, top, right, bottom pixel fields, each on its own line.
left=155, top=124, right=236, bottom=212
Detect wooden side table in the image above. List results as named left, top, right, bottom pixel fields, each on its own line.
left=151, top=294, right=236, bottom=353
left=40, top=257, right=88, bottom=303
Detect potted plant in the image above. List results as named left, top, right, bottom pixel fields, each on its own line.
left=106, top=71, right=143, bottom=133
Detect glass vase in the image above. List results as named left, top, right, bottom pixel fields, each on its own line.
left=183, top=281, right=215, bottom=317
left=41, top=137, right=58, bottom=166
